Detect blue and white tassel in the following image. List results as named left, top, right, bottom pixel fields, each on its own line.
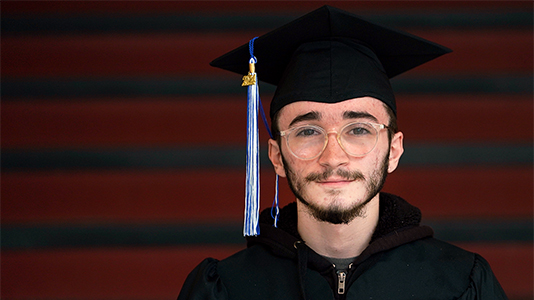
left=242, top=38, right=260, bottom=236
left=242, top=37, right=280, bottom=236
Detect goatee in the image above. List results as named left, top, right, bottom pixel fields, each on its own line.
left=283, top=153, right=389, bottom=224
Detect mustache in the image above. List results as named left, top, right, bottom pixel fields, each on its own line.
left=305, top=168, right=365, bottom=182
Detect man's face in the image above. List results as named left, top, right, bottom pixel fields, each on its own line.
left=268, top=97, right=404, bottom=224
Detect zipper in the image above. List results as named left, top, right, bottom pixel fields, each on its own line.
left=337, top=270, right=346, bottom=294
left=336, top=262, right=353, bottom=296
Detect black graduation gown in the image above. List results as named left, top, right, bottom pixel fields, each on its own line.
left=178, top=193, right=508, bottom=300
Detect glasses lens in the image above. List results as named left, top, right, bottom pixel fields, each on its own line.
left=340, top=123, right=379, bottom=156
left=287, top=126, right=325, bottom=159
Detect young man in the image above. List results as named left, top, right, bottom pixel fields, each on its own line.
left=178, top=6, right=507, bottom=299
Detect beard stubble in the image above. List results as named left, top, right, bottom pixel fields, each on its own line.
left=282, top=152, right=390, bottom=224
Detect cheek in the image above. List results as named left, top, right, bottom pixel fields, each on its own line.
left=286, top=159, right=307, bottom=177
left=357, top=148, right=389, bottom=176
left=375, top=139, right=391, bottom=160
left=282, top=153, right=314, bottom=179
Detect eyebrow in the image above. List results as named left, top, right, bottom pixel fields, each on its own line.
left=289, top=111, right=321, bottom=127
left=288, top=110, right=379, bottom=128
left=343, top=111, right=379, bottom=123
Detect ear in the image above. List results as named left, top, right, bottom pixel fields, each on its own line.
left=387, top=131, right=404, bottom=173
left=268, top=139, right=287, bottom=177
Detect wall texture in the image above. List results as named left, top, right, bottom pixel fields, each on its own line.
left=2, top=1, right=533, bottom=299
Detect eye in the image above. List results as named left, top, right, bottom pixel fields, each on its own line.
left=347, top=124, right=372, bottom=136
left=295, top=127, right=320, bottom=137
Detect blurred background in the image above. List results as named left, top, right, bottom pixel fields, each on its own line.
left=2, top=1, right=532, bottom=299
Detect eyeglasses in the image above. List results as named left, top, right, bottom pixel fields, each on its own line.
left=279, top=122, right=390, bottom=160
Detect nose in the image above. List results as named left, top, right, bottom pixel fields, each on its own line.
left=317, top=132, right=350, bottom=168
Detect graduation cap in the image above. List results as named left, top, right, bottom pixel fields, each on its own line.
left=210, top=5, right=451, bottom=236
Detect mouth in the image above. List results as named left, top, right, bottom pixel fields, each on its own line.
left=315, top=178, right=355, bottom=187
left=305, top=169, right=365, bottom=186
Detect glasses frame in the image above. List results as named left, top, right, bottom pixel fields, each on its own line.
left=279, top=122, right=390, bottom=160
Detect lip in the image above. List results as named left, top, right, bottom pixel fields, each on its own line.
left=316, top=179, right=354, bottom=187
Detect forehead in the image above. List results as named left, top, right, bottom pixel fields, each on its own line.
left=276, top=97, right=389, bottom=128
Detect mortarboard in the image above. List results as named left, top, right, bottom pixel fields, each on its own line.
left=210, top=5, right=451, bottom=236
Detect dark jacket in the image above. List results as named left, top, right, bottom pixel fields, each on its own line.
left=178, top=193, right=507, bottom=299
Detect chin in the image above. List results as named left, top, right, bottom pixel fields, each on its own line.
left=299, top=190, right=375, bottom=224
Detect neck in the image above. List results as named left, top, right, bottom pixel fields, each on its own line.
left=297, top=194, right=380, bottom=259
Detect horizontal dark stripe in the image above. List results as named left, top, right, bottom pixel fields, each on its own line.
left=3, top=1, right=532, bottom=14
left=2, top=10, right=531, bottom=35
left=2, top=75, right=532, bottom=99
left=1, top=77, right=251, bottom=99
left=2, top=219, right=531, bottom=249
left=427, top=219, right=534, bottom=243
left=2, top=223, right=245, bottom=249
left=392, top=75, right=533, bottom=95
left=1, top=146, right=253, bottom=171
left=2, top=144, right=531, bottom=171
left=401, top=143, right=534, bottom=166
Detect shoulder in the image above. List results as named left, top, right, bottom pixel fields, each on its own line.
left=457, top=254, right=508, bottom=299
left=380, top=237, right=498, bottom=279
left=352, top=238, right=507, bottom=299
left=217, top=245, right=302, bottom=293
left=372, top=237, right=477, bottom=273
left=178, top=245, right=303, bottom=300
left=390, top=237, right=476, bottom=261
left=368, top=238, right=476, bottom=283
left=177, top=257, right=227, bottom=300
left=176, top=247, right=259, bottom=298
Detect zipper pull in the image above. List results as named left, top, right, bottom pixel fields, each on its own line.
left=337, top=270, right=346, bottom=294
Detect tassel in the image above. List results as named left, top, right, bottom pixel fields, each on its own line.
left=271, top=174, right=280, bottom=227
left=259, top=87, right=280, bottom=229
left=243, top=38, right=260, bottom=236
left=242, top=37, right=280, bottom=236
